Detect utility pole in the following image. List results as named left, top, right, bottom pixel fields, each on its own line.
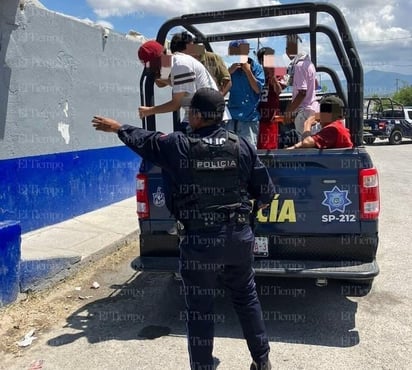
left=395, top=79, right=409, bottom=93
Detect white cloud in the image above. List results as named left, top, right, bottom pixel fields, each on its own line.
left=87, top=0, right=278, bottom=18
left=379, top=5, right=394, bottom=23
left=86, top=0, right=412, bottom=74
left=283, top=0, right=409, bottom=73
left=313, top=0, right=412, bottom=74
left=95, top=20, right=114, bottom=29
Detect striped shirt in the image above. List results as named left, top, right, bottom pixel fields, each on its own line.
left=171, top=52, right=218, bottom=122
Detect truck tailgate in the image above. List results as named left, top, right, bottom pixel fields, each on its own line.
left=258, top=148, right=364, bottom=234
left=137, top=147, right=378, bottom=278
left=254, top=148, right=378, bottom=262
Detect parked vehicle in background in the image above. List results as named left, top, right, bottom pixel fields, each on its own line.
left=363, top=97, right=412, bottom=144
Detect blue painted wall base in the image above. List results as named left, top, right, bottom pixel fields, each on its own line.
left=0, top=221, right=21, bottom=307
left=0, top=146, right=141, bottom=233
left=20, top=256, right=81, bottom=292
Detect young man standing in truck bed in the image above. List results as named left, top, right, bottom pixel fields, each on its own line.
left=226, top=40, right=265, bottom=147
left=256, top=47, right=285, bottom=149
left=137, top=39, right=218, bottom=128
left=155, top=32, right=232, bottom=97
left=284, top=35, right=319, bottom=139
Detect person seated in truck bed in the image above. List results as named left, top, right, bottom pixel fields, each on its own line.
left=287, top=95, right=353, bottom=149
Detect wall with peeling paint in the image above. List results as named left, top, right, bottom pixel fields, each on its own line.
left=0, top=1, right=172, bottom=232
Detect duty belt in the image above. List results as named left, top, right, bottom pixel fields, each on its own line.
left=179, top=212, right=250, bottom=231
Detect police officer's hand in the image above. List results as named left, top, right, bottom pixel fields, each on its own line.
left=92, top=116, right=121, bottom=133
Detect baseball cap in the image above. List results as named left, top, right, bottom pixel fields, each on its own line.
left=138, top=40, right=164, bottom=64
left=190, top=88, right=225, bottom=121
left=320, top=95, right=345, bottom=118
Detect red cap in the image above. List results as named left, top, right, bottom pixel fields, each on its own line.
left=138, top=40, right=164, bottom=64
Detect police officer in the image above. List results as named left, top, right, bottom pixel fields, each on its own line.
left=92, top=88, right=275, bottom=370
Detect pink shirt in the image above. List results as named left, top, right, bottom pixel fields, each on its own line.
left=292, top=58, right=319, bottom=112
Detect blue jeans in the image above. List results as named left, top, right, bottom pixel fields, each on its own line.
left=225, top=119, right=258, bottom=148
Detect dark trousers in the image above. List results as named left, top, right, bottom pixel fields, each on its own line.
left=179, top=226, right=270, bottom=370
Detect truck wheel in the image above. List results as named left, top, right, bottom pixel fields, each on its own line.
left=364, top=137, right=376, bottom=145
left=389, top=130, right=402, bottom=145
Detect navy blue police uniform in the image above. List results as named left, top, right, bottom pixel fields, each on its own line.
left=116, top=90, right=275, bottom=370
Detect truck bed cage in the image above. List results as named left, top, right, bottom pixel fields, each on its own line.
left=364, top=97, right=405, bottom=120
left=140, top=2, right=364, bottom=146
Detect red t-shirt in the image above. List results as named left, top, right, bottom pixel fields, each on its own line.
left=312, top=120, right=353, bottom=148
left=257, top=77, right=281, bottom=149
left=259, top=78, right=280, bottom=122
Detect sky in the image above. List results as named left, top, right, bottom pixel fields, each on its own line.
left=38, top=0, right=412, bottom=78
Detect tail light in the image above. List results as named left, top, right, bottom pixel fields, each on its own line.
left=136, top=173, right=149, bottom=219
left=359, top=168, right=380, bottom=220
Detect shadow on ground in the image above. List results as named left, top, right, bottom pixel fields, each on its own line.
left=47, top=273, right=364, bottom=349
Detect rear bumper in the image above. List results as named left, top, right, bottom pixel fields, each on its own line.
left=131, top=256, right=379, bottom=281
left=363, top=130, right=387, bottom=139
left=253, top=258, right=379, bottom=280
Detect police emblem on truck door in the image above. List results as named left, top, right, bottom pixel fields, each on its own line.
left=321, top=186, right=352, bottom=213
left=320, top=186, right=357, bottom=223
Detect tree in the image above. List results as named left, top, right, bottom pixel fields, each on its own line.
left=392, top=85, right=412, bottom=106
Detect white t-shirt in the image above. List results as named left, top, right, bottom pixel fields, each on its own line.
left=171, top=52, right=218, bottom=122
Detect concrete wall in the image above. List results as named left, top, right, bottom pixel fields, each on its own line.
left=0, top=1, right=172, bottom=233
left=1, top=1, right=144, bottom=158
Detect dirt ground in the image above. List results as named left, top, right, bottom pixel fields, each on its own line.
left=0, top=241, right=139, bottom=356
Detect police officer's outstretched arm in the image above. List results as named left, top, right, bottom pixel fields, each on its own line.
left=92, top=115, right=184, bottom=173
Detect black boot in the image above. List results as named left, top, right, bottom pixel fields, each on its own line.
left=250, top=359, right=272, bottom=370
